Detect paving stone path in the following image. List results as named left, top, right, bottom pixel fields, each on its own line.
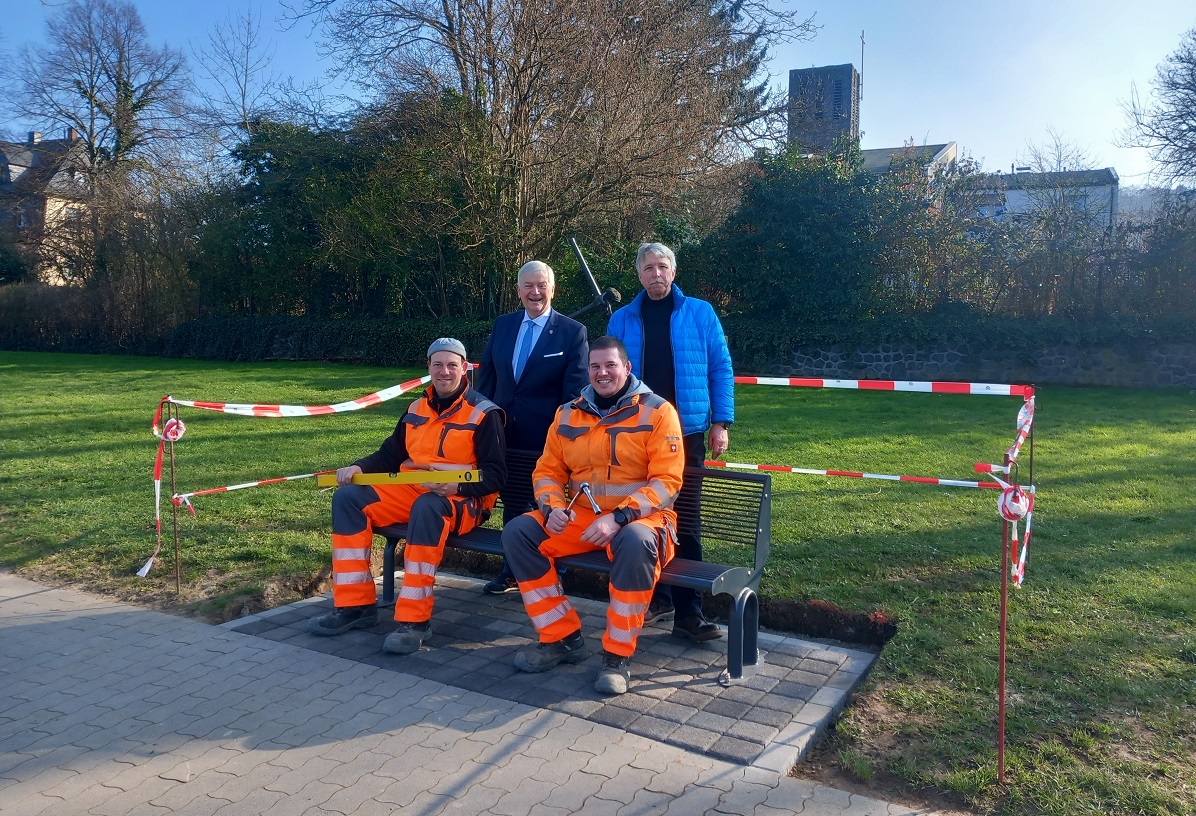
left=1, top=571, right=949, bottom=815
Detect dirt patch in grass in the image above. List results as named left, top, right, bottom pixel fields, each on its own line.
left=18, top=557, right=333, bottom=625
left=793, top=689, right=978, bottom=815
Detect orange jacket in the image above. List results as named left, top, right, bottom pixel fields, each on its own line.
left=534, top=376, right=684, bottom=526
left=399, top=387, right=504, bottom=513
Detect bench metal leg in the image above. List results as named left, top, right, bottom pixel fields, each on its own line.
left=720, top=587, right=761, bottom=687
left=382, top=538, right=399, bottom=604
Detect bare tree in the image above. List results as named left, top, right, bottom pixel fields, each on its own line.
left=287, top=0, right=815, bottom=301
left=1124, top=25, right=1196, bottom=184
left=1004, top=131, right=1119, bottom=317
left=17, top=0, right=188, bottom=173
left=189, top=3, right=283, bottom=148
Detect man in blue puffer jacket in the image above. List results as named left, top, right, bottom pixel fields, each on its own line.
left=607, top=242, right=734, bottom=642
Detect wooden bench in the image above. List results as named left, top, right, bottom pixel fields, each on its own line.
left=375, top=449, right=772, bottom=684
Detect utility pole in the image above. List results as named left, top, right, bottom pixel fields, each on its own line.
left=860, top=30, right=865, bottom=101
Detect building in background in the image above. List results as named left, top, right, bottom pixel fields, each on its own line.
left=0, top=129, right=89, bottom=283
left=860, top=142, right=958, bottom=177
left=787, top=64, right=860, bottom=153
left=993, top=168, right=1120, bottom=229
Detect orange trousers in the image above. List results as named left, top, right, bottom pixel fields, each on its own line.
left=330, top=483, right=486, bottom=622
left=501, top=508, right=674, bottom=657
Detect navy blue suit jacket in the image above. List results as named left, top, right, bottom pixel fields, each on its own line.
left=476, top=308, right=589, bottom=453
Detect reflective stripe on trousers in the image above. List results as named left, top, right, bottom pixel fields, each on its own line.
left=329, top=483, right=484, bottom=622
left=501, top=509, right=671, bottom=656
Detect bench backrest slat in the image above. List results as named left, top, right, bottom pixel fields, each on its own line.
left=504, top=449, right=770, bottom=585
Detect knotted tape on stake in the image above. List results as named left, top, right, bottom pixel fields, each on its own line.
left=991, top=475, right=1035, bottom=587
left=142, top=396, right=183, bottom=577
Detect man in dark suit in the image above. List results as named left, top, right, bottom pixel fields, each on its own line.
left=476, top=260, right=589, bottom=593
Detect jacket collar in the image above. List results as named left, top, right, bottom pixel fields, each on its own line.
left=576, top=374, right=651, bottom=415
left=628, top=283, right=686, bottom=314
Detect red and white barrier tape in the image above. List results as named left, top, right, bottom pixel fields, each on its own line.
left=991, top=476, right=1034, bottom=586
left=1005, top=396, right=1036, bottom=463
left=161, top=374, right=433, bottom=418
left=172, top=470, right=337, bottom=514
left=734, top=376, right=1034, bottom=398
left=142, top=374, right=434, bottom=577
left=703, top=460, right=1002, bottom=490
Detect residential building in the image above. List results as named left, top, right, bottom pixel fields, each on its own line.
left=0, top=129, right=90, bottom=282
left=992, top=168, right=1120, bottom=229
left=860, top=142, right=958, bottom=178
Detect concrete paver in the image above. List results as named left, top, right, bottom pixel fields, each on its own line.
left=1, top=571, right=950, bottom=815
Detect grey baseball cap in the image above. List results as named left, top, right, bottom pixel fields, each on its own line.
left=427, top=337, right=467, bottom=360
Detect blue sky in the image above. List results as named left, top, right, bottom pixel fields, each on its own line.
left=4, top=0, right=1194, bottom=184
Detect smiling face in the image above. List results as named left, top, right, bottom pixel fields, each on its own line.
left=428, top=351, right=466, bottom=398
left=588, top=345, right=631, bottom=398
left=637, top=251, right=676, bottom=300
left=517, top=266, right=555, bottom=319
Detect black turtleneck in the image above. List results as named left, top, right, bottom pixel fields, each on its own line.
left=428, top=380, right=468, bottom=413
left=639, top=289, right=676, bottom=406
left=592, top=379, right=633, bottom=411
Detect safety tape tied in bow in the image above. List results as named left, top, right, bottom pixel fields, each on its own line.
left=991, top=475, right=1035, bottom=587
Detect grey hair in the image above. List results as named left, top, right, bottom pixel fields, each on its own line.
left=518, top=260, right=555, bottom=287
left=636, top=242, right=676, bottom=273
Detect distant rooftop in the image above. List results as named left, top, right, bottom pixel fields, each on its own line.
left=860, top=143, right=956, bottom=174
left=1000, top=168, right=1120, bottom=189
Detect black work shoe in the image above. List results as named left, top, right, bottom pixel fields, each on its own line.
left=307, top=605, right=378, bottom=637
left=514, top=631, right=588, bottom=672
left=643, top=600, right=675, bottom=624
left=383, top=621, right=431, bottom=654
left=594, top=651, right=630, bottom=695
left=672, top=615, right=724, bottom=643
left=483, top=575, right=519, bottom=595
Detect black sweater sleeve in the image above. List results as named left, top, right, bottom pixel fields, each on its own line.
left=459, top=409, right=506, bottom=498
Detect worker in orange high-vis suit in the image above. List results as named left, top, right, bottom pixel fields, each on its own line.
left=501, top=335, right=684, bottom=695
left=308, top=338, right=506, bottom=655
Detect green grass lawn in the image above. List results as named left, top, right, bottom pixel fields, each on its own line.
left=1, top=351, right=1193, bottom=815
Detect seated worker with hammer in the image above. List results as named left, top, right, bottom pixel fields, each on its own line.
left=501, top=336, right=684, bottom=694
left=308, top=338, right=506, bottom=654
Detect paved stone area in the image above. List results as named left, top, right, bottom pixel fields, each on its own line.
left=1, top=571, right=948, bottom=815
left=232, top=575, right=874, bottom=767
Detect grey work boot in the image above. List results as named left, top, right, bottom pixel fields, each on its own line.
left=595, top=651, right=630, bottom=695
left=307, top=604, right=378, bottom=636
left=514, top=630, right=588, bottom=672
left=383, top=621, right=431, bottom=654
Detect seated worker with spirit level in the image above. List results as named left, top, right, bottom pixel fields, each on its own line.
left=308, top=338, right=506, bottom=653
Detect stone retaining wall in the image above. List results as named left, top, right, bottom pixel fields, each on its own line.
left=766, top=342, right=1196, bottom=388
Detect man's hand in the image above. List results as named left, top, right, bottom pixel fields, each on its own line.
left=427, top=480, right=458, bottom=497
left=546, top=507, right=575, bottom=535
left=580, top=513, right=621, bottom=547
left=708, top=422, right=729, bottom=459
left=336, top=465, right=363, bottom=485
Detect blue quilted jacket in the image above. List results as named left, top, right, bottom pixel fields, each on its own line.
left=607, top=284, right=734, bottom=436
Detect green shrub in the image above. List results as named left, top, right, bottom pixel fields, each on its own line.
left=159, top=316, right=495, bottom=367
